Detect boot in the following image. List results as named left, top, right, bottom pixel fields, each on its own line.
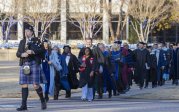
left=65, top=90, right=71, bottom=98
left=98, top=88, right=103, bottom=99
left=144, top=85, right=148, bottom=88
left=54, top=91, right=59, bottom=100
left=54, top=86, right=60, bottom=100
left=175, top=80, right=178, bottom=85
left=16, top=88, right=28, bottom=111
left=98, top=94, right=103, bottom=99
left=45, top=93, right=49, bottom=102
left=36, top=86, right=47, bottom=110
left=108, top=90, right=112, bottom=98
left=113, top=90, right=117, bottom=96
left=172, top=79, right=175, bottom=85
left=162, top=80, right=165, bottom=86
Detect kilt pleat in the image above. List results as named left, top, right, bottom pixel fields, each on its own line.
left=19, top=61, right=47, bottom=84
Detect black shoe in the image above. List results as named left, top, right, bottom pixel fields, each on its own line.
left=65, top=91, right=71, bottom=98
left=124, top=88, right=129, bottom=92
left=54, top=95, right=58, bottom=100
left=113, top=91, right=117, bottom=96
left=65, top=94, right=71, bottom=98
left=176, top=80, right=179, bottom=86
left=16, top=106, right=27, bottom=111
left=45, top=94, right=49, bottom=102
left=108, top=93, right=112, bottom=98
left=172, top=80, right=175, bottom=85
left=116, top=92, right=120, bottom=96
left=139, top=87, right=143, bottom=90
left=120, top=91, right=126, bottom=94
left=98, top=95, right=103, bottom=99
left=41, top=101, right=47, bottom=110
left=45, top=96, right=49, bottom=102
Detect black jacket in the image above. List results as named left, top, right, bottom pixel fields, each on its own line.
left=16, top=38, right=45, bottom=66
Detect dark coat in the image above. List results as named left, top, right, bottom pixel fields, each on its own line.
left=17, top=38, right=46, bottom=85
left=158, top=49, right=168, bottom=68
left=79, top=56, right=95, bottom=88
left=42, top=50, right=50, bottom=83
left=133, top=48, right=149, bottom=84
left=102, top=51, right=114, bottom=92
left=63, top=53, right=80, bottom=89
left=148, top=53, right=157, bottom=82
left=172, top=48, right=179, bottom=79
left=16, top=38, right=45, bottom=66
left=155, top=49, right=168, bottom=81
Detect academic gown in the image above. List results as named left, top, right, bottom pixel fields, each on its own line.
left=133, top=48, right=149, bottom=86
left=63, top=53, right=80, bottom=89
left=148, top=53, right=157, bottom=82
left=172, top=48, right=179, bottom=80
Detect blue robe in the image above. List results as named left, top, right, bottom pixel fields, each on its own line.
left=157, top=49, right=168, bottom=81
left=58, top=54, right=70, bottom=91
left=111, top=51, right=121, bottom=80
left=102, top=51, right=113, bottom=93
left=42, top=50, right=50, bottom=94
left=48, top=51, right=61, bottom=96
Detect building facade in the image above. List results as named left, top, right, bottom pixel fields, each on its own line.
left=0, top=0, right=129, bottom=44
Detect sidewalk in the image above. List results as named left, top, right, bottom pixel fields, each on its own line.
left=120, top=81, right=179, bottom=100
left=0, top=61, right=179, bottom=100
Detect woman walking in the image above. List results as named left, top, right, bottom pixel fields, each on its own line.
left=41, top=38, right=51, bottom=102
left=79, top=47, right=95, bottom=102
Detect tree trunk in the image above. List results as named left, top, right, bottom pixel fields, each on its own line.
left=140, top=23, right=144, bottom=42
left=109, top=20, right=115, bottom=41
left=5, top=25, right=9, bottom=43
left=108, top=0, right=115, bottom=42
left=116, top=18, right=121, bottom=40
left=34, top=21, right=39, bottom=37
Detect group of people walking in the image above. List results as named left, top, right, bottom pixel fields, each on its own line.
left=16, top=23, right=179, bottom=111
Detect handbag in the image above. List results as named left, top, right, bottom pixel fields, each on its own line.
left=99, top=65, right=103, bottom=73
left=163, top=73, right=169, bottom=80
left=23, top=62, right=31, bottom=76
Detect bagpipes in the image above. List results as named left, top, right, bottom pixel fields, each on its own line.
left=27, top=37, right=42, bottom=51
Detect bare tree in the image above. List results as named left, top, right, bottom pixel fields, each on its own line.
left=68, top=0, right=103, bottom=40
left=128, top=0, right=172, bottom=42
left=0, top=0, right=18, bottom=43
left=104, top=0, right=129, bottom=41
left=23, top=0, right=60, bottom=38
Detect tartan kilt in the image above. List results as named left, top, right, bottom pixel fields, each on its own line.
left=19, top=61, right=47, bottom=85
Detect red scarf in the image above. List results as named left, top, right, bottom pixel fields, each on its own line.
left=79, top=55, right=93, bottom=72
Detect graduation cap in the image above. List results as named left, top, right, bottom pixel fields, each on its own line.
left=147, top=46, right=152, bottom=49
left=42, top=34, right=50, bottom=43
left=172, top=43, right=176, bottom=46
left=43, top=34, right=50, bottom=39
left=138, top=41, right=145, bottom=45
left=114, top=40, right=122, bottom=44
left=63, top=45, right=71, bottom=49
left=42, top=39, right=49, bottom=43
left=24, top=23, right=34, bottom=32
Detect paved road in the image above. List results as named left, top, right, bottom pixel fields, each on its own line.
left=0, top=97, right=179, bottom=112
left=0, top=61, right=179, bottom=112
